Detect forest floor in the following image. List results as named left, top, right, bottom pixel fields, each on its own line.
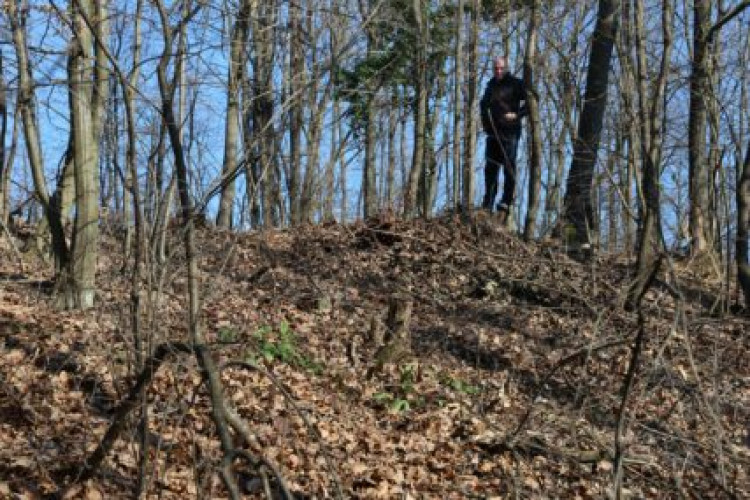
left=0, top=214, right=748, bottom=499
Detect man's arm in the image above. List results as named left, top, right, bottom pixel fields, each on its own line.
left=480, top=83, right=493, bottom=134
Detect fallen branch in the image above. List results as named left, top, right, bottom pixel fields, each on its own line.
left=221, top=360, right=345, bottom=499
left=65, top=341, right=193, bottom=485
left=507, top=338, right=630, bottom=443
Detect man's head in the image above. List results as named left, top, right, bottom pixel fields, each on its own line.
left=493, top=56, right=508, bottom=79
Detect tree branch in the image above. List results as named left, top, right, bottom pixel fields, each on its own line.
left=707, top=1, right=750, bottom=42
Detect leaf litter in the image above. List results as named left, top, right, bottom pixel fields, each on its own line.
left=0, top=214, right=748, bottom=498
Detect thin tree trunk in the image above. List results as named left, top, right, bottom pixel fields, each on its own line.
left=688, top=0, right=750, bottom=255
left=562, top=0, right=620, bottom=247
left=0, top=52, right=8, bottom=225
left=217, top=0, right=251, bottom=229
left=420, top=54, right=442, bottom=218
left=627, top=0, right=671, bottom=308
left=404, top=0, right=427, bottom=218
left=523, top=0, right=542, bottom=240
left=462, top=0, right=479, bottom=212
left=738, top=139, right=750, bottom=309
left=252, top=0, right=277, bottom=228
left=287, top=0, right=304, bottom=225
left=9, top=1, right=70, bottom=271
left=451, top=0, right=463, bottom=210
left=66, top=0, right=101, bottom=309
left=153, top=4, right=247, bottom=496
left=688, top=0, right=712, bottom=254
left=301, top=8, right=329, bottom=224
left=386, top=91, right=398, bottom=208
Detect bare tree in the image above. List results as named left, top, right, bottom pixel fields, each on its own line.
left=0, top=51, right=9, bottom=225
left=561, top=0, right=620, bottom=248
left=738, top=138, right=750, bottom=309
left=65, top=0, right=108, bottom=309
left=462, top=0, right=479, bottom=212
left=522, top=0, right=543, bottom=239
left=626, top=0, right=672, bottom=308
left=451, top=0, right=464, bottom=210
left=688, top=1, right=750, bottom=254
left=216, top=0, right=251, bottom=229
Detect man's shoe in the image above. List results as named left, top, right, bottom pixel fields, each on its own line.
left=496, top=207, right=508, bottom=227
left=496, top=203, right=511, bottom=226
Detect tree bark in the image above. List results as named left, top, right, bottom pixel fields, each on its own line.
left=561, top=0, right=620, bottom=247
left=522, top=0, right=543, bottom=240
left=462, top=0, right=479, bottom=212
left=66, top=0, right=103, bottom=309
left=688, top=0, right=712, bottom=254
left=9, top=1, right=70, bottom=272
left=287, top=0, right=304, bottom=225
left=251, top=0, right=278, bottom=228
left=738, top=139, right=750, bottom=309
left=0, top=51, right=8, bottom=225
left=627, top=0, right=671, bottom=309
left=217, top=0, right=251, bottom=229
left=451, top=0, right=464, bottom=210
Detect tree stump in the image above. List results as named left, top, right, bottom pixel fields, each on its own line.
left=370, top=295, right=413, bottom=374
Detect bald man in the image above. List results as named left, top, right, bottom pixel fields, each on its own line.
left=479, top=56, right=528, bottom=226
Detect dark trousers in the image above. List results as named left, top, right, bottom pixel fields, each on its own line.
left=482, top=133, right=520, bottom=211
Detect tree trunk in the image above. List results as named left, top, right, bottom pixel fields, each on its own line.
left=301, top=15, right=330, bottom=224
left=216, top=0, right=251, bottom=229
left=451, top=0, right=463, bottom=210
left=627, top=0, right=671, bottom=308
left=462, top=0, right=479, bottom=212
left=561, top=0, right=620, bottom=247
left=738, top=139, right=750, bottom=309
left=0, top=52, right=8, bottom=225
left=66, top=0, right=103, bottom=310
left=251, top=0, right=278, bottom=228
left=522, top=0, right=542, bottom=240
left=9, top=2, right=70, bottom=272
left=386, top=91, right=398, bottom=208
left=363, top=92, right=378, bottom=218
left=287, top=0, right=304, bottom=225
left=420, top=55, right=442, bottom=218
left=688, top=0, right=712, bottom=254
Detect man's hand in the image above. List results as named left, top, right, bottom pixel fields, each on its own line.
left=504, top=112, right=518, bottom=121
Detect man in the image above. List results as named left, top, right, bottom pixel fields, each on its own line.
left=480, top=56, right=528, bottom=226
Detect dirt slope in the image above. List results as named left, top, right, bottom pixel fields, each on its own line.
left=1, top=215, right=748, bottom=498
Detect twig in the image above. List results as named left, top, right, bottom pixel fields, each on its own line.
left=613, top=256, right=662, bottom=499
left=65, top=342, right=193, bottom=485
left=221, top=360, right=345, bottom=500
left=222, top=448, right=295, bottom=499
left=0, top=218, right=25, bottom=273
left=506, top=338, right=630, bottom=443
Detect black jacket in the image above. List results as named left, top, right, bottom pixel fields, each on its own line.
left=480, top=74, right=528, bottom=136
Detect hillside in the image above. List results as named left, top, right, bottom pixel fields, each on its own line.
left=1, top=215, right=748, bottom=499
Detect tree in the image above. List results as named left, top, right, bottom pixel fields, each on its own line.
left=462, top=0, right=480, bottom=212
left=738, top=138, right=750, bottom=309
left=8, top=0, right=108, bottom=309
left=688, top=1, right=750, bottom=255
left=0, top=51, right=9, bottom=226
left=65, top=0, right=108, bottom=309
left=561, top=0, right=620, bottom=247
left=522, top=0, right=543, bottom=239
left=627, top=0, right=672, bottom=308
left=216, top=0, right=251, bottom=229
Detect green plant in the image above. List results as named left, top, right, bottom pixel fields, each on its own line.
left=442, top=375, right=480, bottom=395
left=218, top=327, right=238, bottom=344
left=372, top=392, right=411, bottom=413
left=247, top=320, right=323, bottom=373
left=399, top=364, right=417, bottom=394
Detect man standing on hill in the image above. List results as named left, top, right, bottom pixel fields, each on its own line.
left=480, top=55, right=528, bottom=226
